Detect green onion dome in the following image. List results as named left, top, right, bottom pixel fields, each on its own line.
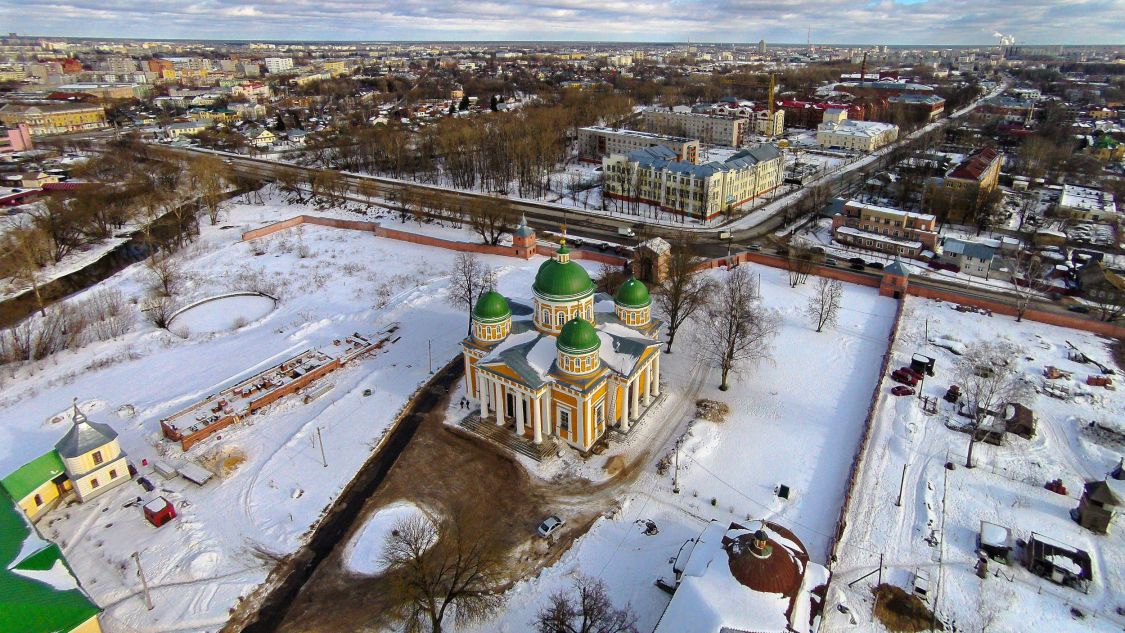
left=472, top=291, right=511, bottom=323
left=614, top=276, right=651, bottom=308
left=556, top=318, right=601, bottom=354
left=533, top=246, right=595, bottom=299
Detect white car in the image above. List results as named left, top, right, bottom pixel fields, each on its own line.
left=537, top=515, right=564, bottom=537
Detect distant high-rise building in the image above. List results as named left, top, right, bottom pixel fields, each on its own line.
left=264, top=57, right=294, bottom=74
left=759, top=39, right=767, bottom=54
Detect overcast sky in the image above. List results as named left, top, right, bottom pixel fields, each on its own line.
left=3, top=0, right=1123, bottom=45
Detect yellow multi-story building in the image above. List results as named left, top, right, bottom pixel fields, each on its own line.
left=0, top=103, right=108, bottom=136
left=815, top=108, right=898, bottom=152
left=603, top=143, right=784, bottom=221
left=461, top=234, right=663, bottom=454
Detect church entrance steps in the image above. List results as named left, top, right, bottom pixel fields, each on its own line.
left=459, top=414, right=557, bottom=462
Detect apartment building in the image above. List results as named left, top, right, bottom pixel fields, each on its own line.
left=264, top=57, right=294, bottom=74
left=816, top=108, right=899, bottom=152
left=642, top=108, right=747, bottom=146
left=831, top=200, right=939, bottom=258
left=602, top=144, right=783, bottom=221
left=939, top=237, right=1000, bottom=278
left=577, top=126, right=699, bottom=163
left=887, top=94, right=946, bottom=122
left=0, top=103, right=108, bottom=136
left=700, top=102, right=785, bottom=137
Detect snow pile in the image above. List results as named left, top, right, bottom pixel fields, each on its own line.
left=345, top=502, right=434, bottom=575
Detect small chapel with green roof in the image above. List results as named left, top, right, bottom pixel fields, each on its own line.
left=461, top=237, right=664, bottom=453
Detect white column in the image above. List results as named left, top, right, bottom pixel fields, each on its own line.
left=541, top=389, right=553, bottom=438
left=630, top=378, right=640, bottom=420
left=620, top=384, right=630, bottom=432
left=642, top=368, right=652, bottom=407
left=480, top=374, right=489, bottom=411
left=463, top=355, right=475, bottom=403
left=515, top=393, right=526, bottom=437
left=652, top=355, right=661, bottom=397
left=494, top=380, right=504, bottom=425
left=532, top=394, right=543, bottom=444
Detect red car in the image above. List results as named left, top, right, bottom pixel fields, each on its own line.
left=891, top=385, right=915, bottom=396
left=891, top=369, right=918, bottom=386
left=900, top=366, right=924, bottom=381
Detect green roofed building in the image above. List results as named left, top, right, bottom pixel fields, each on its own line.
left=1, top=451, right=70, bottom=521
left=461, top=244, right=665, bottom=454
left=0, top=490, right=102, bottom=633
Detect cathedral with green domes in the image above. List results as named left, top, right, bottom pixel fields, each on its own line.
left=461, top=242, right=664, bottom=453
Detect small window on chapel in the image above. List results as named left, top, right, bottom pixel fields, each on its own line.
left=92, top=451, right=104, bottom=465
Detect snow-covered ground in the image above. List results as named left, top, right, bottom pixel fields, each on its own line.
left=344, top=501, right=434, bottom=575
left=0, top=191, right=532, bottom=633
left=458, top=265, right=898, bottom=632
left=823, top=296, right=1125, bottom=633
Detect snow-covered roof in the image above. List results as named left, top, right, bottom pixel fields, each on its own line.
left=980, top=521, right=1011, bottom=548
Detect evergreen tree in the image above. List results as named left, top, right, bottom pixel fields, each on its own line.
left=459, top=94, right=470, bottom=111
left=489, top=95, right=499, bottom=111
left=449, top=102, right=457, bottom=115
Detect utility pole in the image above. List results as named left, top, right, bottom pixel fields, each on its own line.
left=895, top=463, right=908, bottom=507
left=133, top=551, right=154, bottom=611
left=427, top=339, right=432, bottom=374
left=672, top=437, right=681, bottom=494
left=317, top=426, right=327, bottom=468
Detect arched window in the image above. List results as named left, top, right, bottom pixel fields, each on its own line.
left=557, top=312, right=565, bottom=326
left=542, top=309, right=550, bottom=324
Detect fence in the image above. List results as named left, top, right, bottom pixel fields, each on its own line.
left=826, top=298, right=906, bottom=564
left=240, top=215, right=627, bottom=267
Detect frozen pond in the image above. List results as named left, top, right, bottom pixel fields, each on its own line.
left=169, top=293, right=276, bottom=336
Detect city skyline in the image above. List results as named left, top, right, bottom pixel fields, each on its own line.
left=2, top=0, right=1123, bottom=46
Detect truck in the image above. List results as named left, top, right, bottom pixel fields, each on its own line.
left=618, top=226, right=636, bottom=238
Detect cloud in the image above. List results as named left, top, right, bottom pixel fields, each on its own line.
left=2, top=0, right=1123, bottom=44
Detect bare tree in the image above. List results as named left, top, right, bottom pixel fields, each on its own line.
left=466, top=195, right=516, bottom=245
left=594, top=263, right=628, bottom=295
left=535, top=576, right=638, bottom=633
left=145, top=252, right=182, bottom=297
left=448, top=253, right=496, bottom=335
left=695, top=266, right=781, bottom=391
left=142, top=295, right=175, bottom=329
left=954, top=341, right=1033, bottom=468
left=188, top=155, right=231, bottom=225
left=1010, top=252, right=1044, bottom=322
left=1, top=225, right=50, bottom=317
left=381, top=511, right=506, bottom=633
left=786, top=242, right=816, bottom=288
left=654, top=243, right=712, bottom=353
left=804, top=277, right=843, bottom=333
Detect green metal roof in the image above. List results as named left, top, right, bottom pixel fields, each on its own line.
left=533, top=255, right=594, bottom=300
left=0, top=491, right=101, bottom=633
left=1, top=452, right=64, bottom=502
left=473, top=291, right=511, bottom=323
left=614, top=277, right=651, bottom=308
left=557, top=318, right=601, bottom=354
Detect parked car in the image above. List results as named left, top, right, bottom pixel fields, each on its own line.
left=848, top=257, right=865, bottom=266
left=891, top=369, right=918, bottom=386
left=900, top=366, right=924, bottom=381
left=891, top=385, right=916, bottom=396
left=537, top=515, right=565, bottom=537
left=618, top=226, right=636, bottom=238
left=849, top=261, right=866, bottom=271
left=748, top=243, right=762, bottom=251
left=824, top=257, right=838, bottom=266
left=1067, top=305, right=1091, bottom=314
left=867, top=262, right=884, bottom=270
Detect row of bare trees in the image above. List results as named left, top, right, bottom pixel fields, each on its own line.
left=305, top=91, right=632, bottom=198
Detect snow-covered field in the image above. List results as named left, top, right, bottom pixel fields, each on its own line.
left=458, top=265, right=898, bottom=632
left=0, top=192, right=528, bottom=633
left=823, top=297, right=1125, bottom=633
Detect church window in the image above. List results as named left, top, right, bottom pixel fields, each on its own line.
left=109, top=469, right=118, bottom=480
left=34, top=494, right=43, bottom=507
left=91, top=478, right=100, bottom=489
left=92, top=451, right=104, bottom=465
left=557, top=312, right=565, bottom=326
left=559, top=409, right=571, bottom=431
left=542, top=309, right=549, bottom=323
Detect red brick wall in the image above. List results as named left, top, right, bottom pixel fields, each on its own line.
left=242, top=215, right=627, bottom=265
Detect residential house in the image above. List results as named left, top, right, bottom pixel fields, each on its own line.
left=940, top=236, right=1000, bottom=278
left=245, top=127, right=278, bottom=147
left=164, top=120, right=210, bottom=139
left=830, top=200, right=939, bottom=258
left=1078, top=261, right=1124, bottom=308
left=1058, top=184, right=1118, bottom=225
